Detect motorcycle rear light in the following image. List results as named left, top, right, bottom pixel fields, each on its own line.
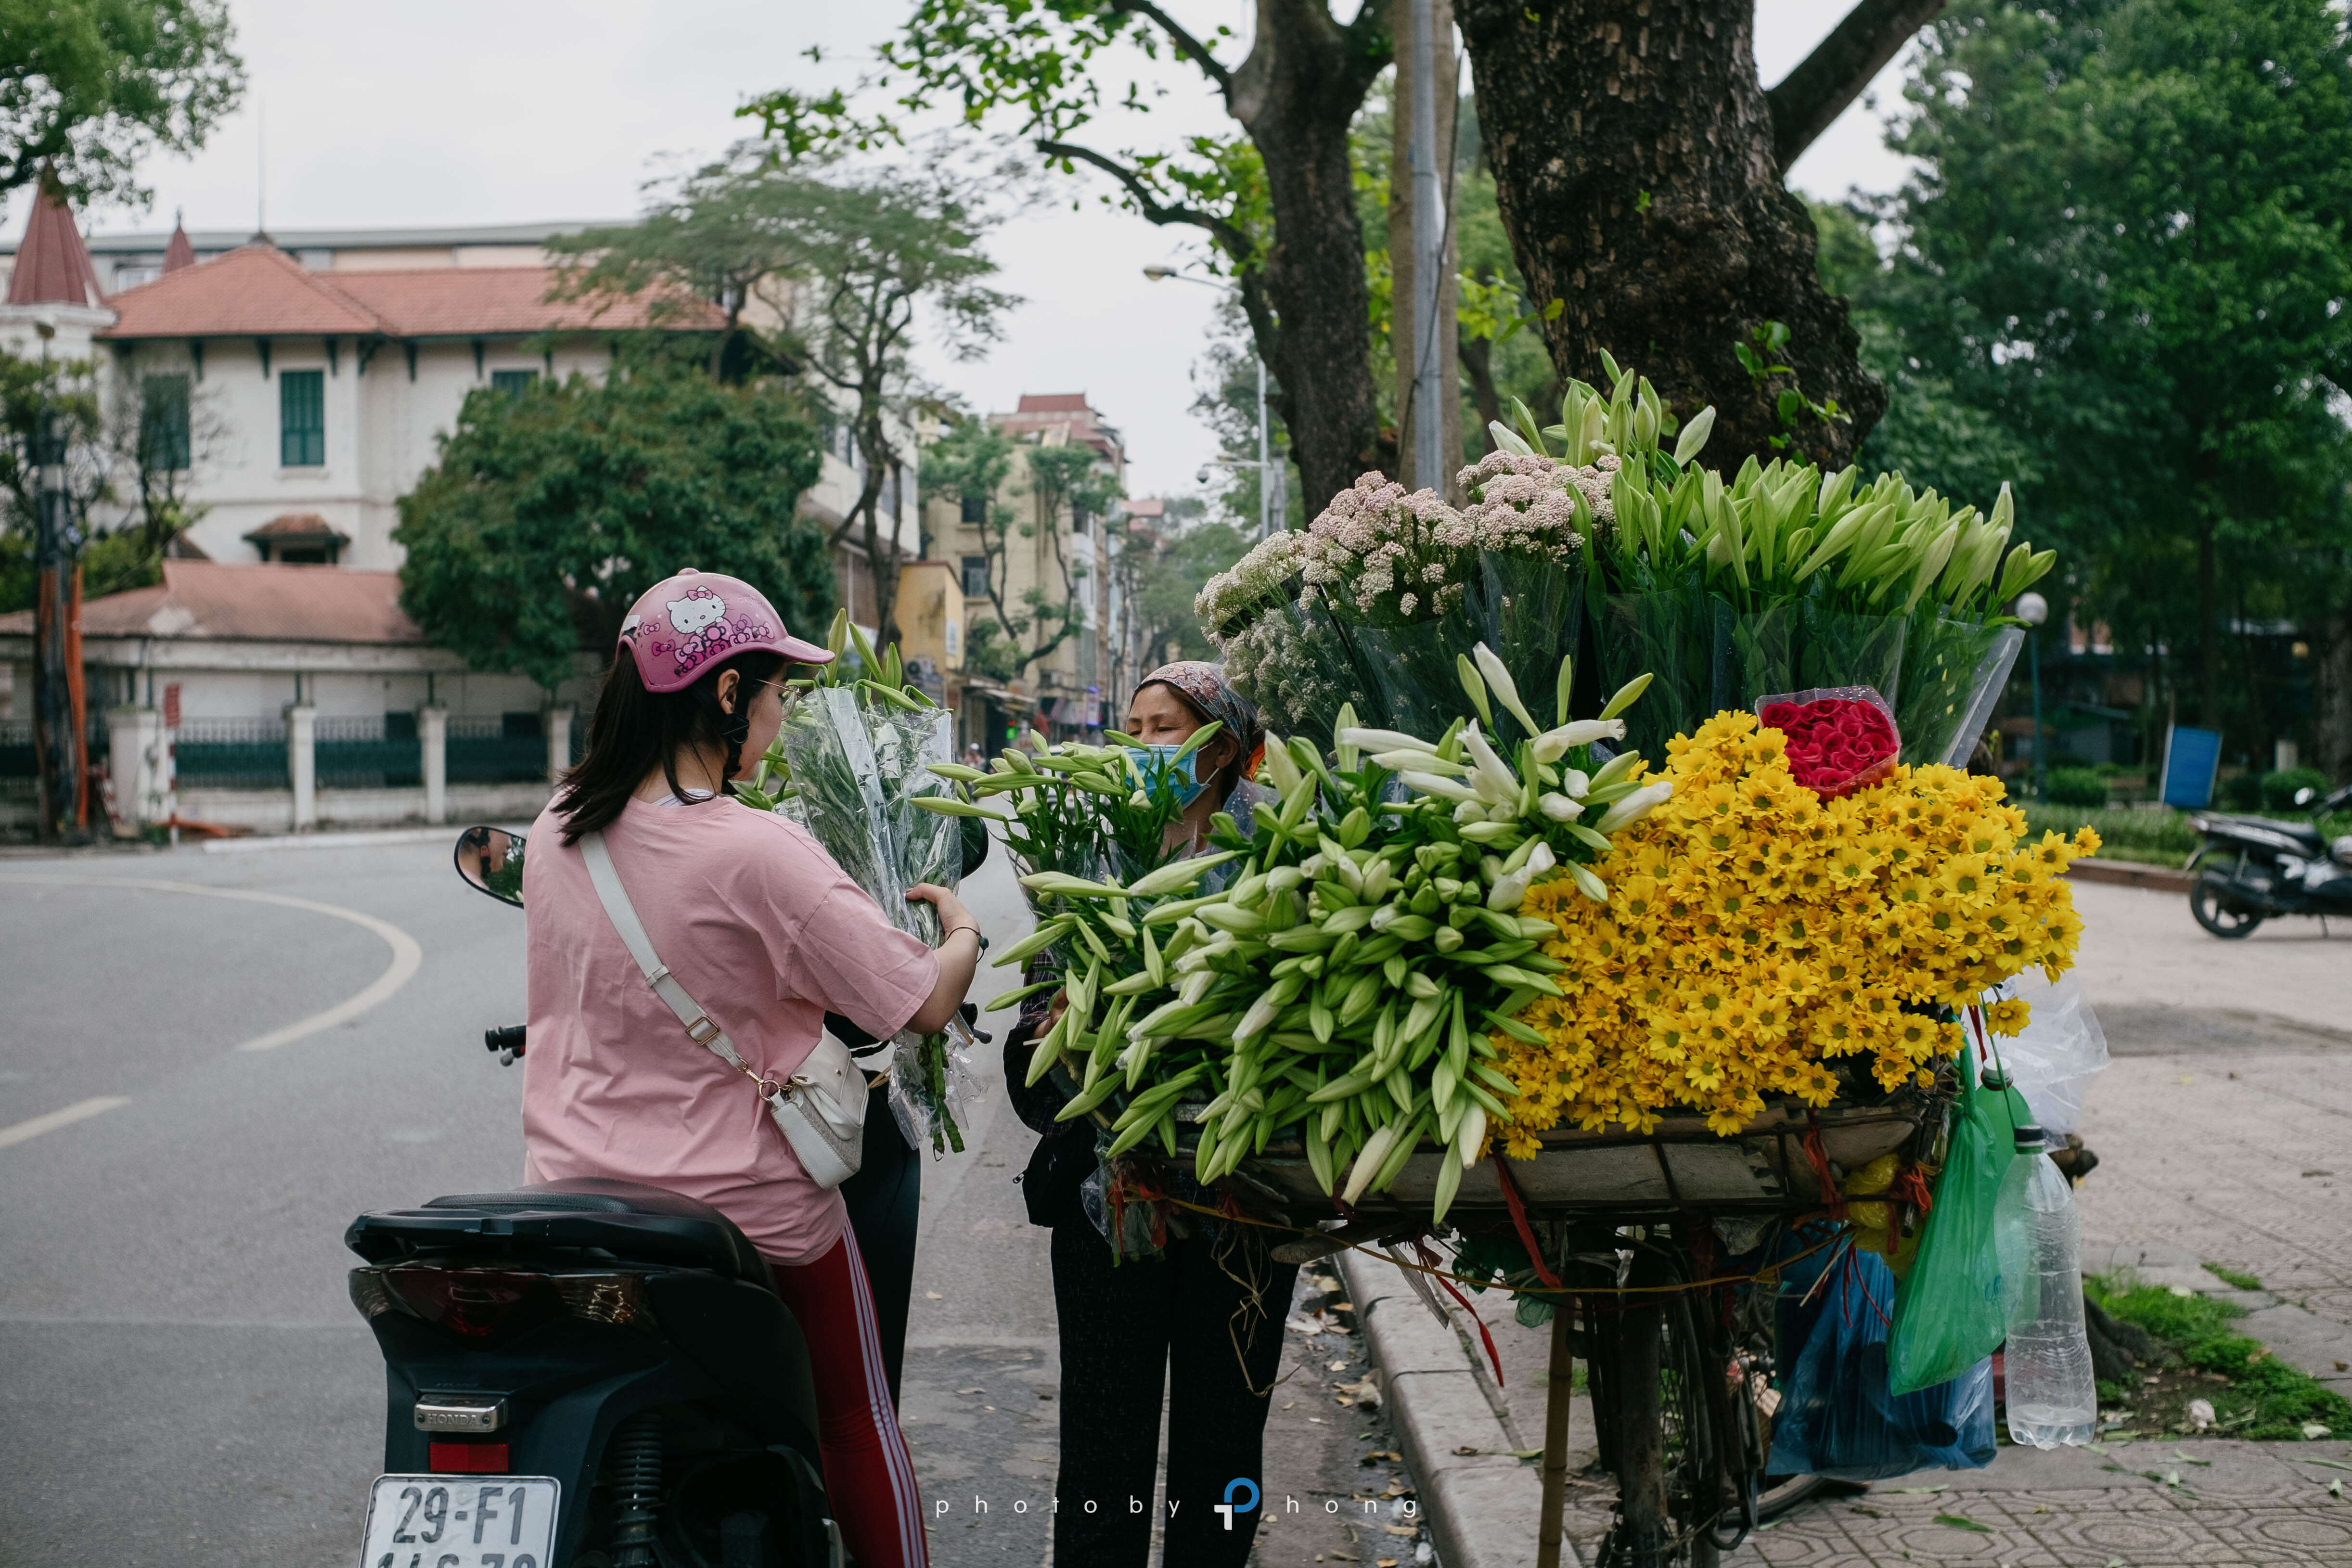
left=384, top=1269, right=565, bottom=1341
left=350, top=1266, right=658, bottom=1338
left=429, top=1441, right=511, bottom=1474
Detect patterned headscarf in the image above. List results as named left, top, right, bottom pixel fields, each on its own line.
left=1135, top=660, right=1266, bottom=789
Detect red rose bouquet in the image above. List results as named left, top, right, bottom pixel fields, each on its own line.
left=1757, top=686, right=1901, bottom=798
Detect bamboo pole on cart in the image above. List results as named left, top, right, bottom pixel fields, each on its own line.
left=1536, top=1296, right=1575, bottom=1568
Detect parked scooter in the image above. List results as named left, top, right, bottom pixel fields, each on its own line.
left=2185, top=780, right=2352, bottom=938
left=345, top=826, right=843, bottom=1568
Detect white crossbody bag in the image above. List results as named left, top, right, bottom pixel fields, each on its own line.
left=579, top=832, right=865, bottom=1189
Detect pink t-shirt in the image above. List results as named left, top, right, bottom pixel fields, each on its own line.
left=520, top=792, right=938, bottom=1263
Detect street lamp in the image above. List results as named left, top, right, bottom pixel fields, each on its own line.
left=1144, top=266, right=1275, bottom=539
left=2016, top=591, right=2049, bottom=800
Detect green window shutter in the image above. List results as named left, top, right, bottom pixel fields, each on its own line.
left=141, top=374, right=192, bottom=470
left=280, top=370, right=325, bottom=466
left=491, top=369, right=538, bottom=399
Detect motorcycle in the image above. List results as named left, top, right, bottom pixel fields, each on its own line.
left=344, top=825, right=844, bottom=1568
left=2185, top=780, right=2352, bottom=938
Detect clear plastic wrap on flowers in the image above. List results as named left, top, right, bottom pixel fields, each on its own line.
left=1210, top=589, right=1368, bottom=744
left=889, top=1015, right=982, bottom=1158
left=779, top=687, right=958, bottom=944
left=1719, top=600, right=1909, bottom=717
left=1898, top=617, right=2026, bottom=768
left=1467, top=550, right=1586, bottom=748
left=1598, top=581, right=1725, bottom=761
left=1755, top=686, right=1902, bottom=799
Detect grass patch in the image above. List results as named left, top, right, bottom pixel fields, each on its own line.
left=2203, top=1262, right=2263, bottom=1292
left=2024, top=804, right=2200, bottom=867
left=2087, top=1274, right=2352, bottom=1441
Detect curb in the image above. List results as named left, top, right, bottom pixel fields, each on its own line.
left=2066, top=857, right=2194, bottom=892
left=1338, top=1247, right=1547, bottom=1568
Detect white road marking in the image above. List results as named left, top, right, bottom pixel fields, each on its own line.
left=0, top=1095, right=132, bottom=1150
left=0, top=874, right=425, bottom=1054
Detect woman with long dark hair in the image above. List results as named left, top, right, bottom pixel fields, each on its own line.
left=521, top=569, right=975, bottom=1568
left=1003, top=661, right=1298, bottom=1566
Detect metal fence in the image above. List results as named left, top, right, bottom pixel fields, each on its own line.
left=1, top=716, right=114, bottom=801
left=449, top=714, right=546, bottom=784
left=175, top=718, right=290, bottom=790
left=316, top=715, right=423, bottom=790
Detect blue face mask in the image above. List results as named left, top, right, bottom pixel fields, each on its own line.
left=1144, top=744, right=1209, bottom=807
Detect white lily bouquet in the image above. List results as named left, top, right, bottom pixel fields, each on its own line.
left=738, top=615, right=980, bottom=1155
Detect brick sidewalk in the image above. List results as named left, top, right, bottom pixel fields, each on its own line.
left=1352, top=880, right=2352, bottom=1565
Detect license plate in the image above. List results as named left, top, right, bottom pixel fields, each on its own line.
left=360, top=1475, right=559, bottom=1568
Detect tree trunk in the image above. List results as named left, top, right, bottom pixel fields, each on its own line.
left=2316, top=594, right=2352, bottom=783
left=1232, top=0, right=1391, bottom=515
left=2196, top=515, right=2219, bottom=729
left=1461, top=331, right=1502, bottom=447
left=1454, top=0, right=1885, bottom=470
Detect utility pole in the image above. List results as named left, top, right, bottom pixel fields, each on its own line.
left=1256, top=353, right=1272, bottom=538
left=31, top=405, right=82, bottom=841
left=1395, top=0, right=1459, bottom=495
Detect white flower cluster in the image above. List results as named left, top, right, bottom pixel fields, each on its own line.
left=1298, top=472, right=1467, bottom=622
left=1195, top=527, right=1305, bottom=636
left=1451, top=450, right=1616, bottom=565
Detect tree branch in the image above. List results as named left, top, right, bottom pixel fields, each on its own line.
left=1116, top=1, right=1234, bottom=93
left=1034, top=139, right=1257, bottom=261
left=1766, top=0, right=1947, bottom=168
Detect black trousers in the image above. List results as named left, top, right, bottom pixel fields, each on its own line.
left=1049, top=1218, right=1298, bottom=1567
left=840, top=1080, right=920, bottom=1407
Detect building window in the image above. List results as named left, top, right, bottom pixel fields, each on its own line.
left=280, top=370, right=325, bottom=466
left=960, top=491, right=987, bottom=524
left=140, top=374, right=191, bottom=471
left=1071, top=503, right=1091, bottom=535
left=491, top=369, right=538, bottom=399
left=961, top=556, right=989, bottom=597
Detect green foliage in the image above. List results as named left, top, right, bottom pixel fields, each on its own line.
left=745, top=5, right=1276, bottom=273
left=1834, top=0, right=2352, bottom=752
left=2022, top=803, right=2200, bottom=865
left=2261, top=767, right=2330, bottom=811
left=0, top=0, right=245, bottom=204
left=393, top=360, right=832, bottom=691
left=2041, top=767, right=2112, bottom=809
left=2202, top=1262, right=2263, bottom=1292
left=2088, top=1274, right=2352, bottom=1440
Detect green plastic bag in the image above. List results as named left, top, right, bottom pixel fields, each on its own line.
left=1887, top=1053, right=2015, bottom=1395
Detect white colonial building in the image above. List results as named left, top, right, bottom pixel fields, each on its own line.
left=0, top=186, right=925, bottom=834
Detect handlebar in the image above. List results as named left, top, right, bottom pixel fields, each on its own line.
left=485, top=1024, right=526, bottom=1064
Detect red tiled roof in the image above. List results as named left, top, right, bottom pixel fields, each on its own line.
left=103, top=244, right=385, bottom=335
left=244, top=513, right=348, bottom=540
left=0, top=561, right=422, bottom=644
left=98, top=246, right=724, bottom=339
left=1015, top=393, right=1092, bottom=413
left=6, top=173, right=105, bottom=308
left=331, top=267, right=721, bottom=335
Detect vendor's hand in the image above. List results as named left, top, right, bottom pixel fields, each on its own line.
left=907, top=884, right=977, bottom=939
left=1046, top=989, right=1068, bottom=1029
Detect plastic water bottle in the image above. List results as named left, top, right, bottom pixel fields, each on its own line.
left=1994, top=1124, right=2096, bottom=1448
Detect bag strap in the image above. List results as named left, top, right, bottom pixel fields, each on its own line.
left=580, top=830, right=772, bottom=1093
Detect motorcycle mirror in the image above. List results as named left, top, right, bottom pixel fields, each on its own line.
left=455, top=825, right=526, bottom=907
left=2296, top=786, right=2317, bottom=808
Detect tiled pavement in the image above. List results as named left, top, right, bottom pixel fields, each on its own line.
left=1350, top=879, right=2352, bottom=1566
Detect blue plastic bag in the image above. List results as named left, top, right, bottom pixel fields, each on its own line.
left=1768, top=1232, right=1996, bottom=1481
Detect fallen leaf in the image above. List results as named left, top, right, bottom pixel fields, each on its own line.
left=2172, top=1450, right=2212, bottom=1466
left=2299, top=1458, right=2352, bottom=1472
left=1332, top=1300, right=1355, bottom=1311
left=1378, top=1560, right=1399, bottom=1568
left=956, top=1388, right=984, bottom=1395
left=925, top=1291, right=944, bottom=1300
left=2176, top=1073, right=2193, bottom=1084
left=2330, top=1479, right=2345, bottom=1499
left=2032, top=1505, right=2050, bottom=1514
left=1885, top=1485, right=1949, bottom=1494
left=1284, top=1401, right=1297, bottom=1411
left=1849, top=1505, right=1884, bottom=1518
left=1330, top=1359, right=1350, bottom=1371
left=1383, top=1523, right=1417, bottom=1537
left=2305, top=1423, right=2336, bottom=1440
left=1308, top=1417, right=1327, bottom=1425
left=1934, top=1513, right=1991, bottom=1532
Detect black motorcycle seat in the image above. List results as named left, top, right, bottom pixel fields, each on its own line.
left=2204, top=813, right=2327, bottom=855
left=347, top=1178, right=772, bottom=1286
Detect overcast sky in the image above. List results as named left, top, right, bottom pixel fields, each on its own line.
left=11, top=0, right=1918, bottom=504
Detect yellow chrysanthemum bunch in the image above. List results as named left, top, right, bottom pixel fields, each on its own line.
left=1495, top=709, right=2099, bottom=1150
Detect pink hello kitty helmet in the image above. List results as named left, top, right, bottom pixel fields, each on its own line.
left=617, top=568, right=833, bottom=694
